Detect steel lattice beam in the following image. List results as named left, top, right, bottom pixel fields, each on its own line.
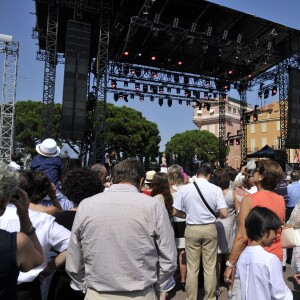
left=239, top=88, right=248, bottom=165
left=279, top=59, right=289, bottom=162
left=41, top=0, right=59, bottom=139
left=0, top=41, right=19, bottom=163
left=218, top=97, right=226, bottom=167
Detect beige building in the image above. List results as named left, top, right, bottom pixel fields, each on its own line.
left=193, top=97, right=246, bottom=169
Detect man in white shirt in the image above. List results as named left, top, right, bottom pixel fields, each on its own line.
left=173, top=165, right=228, bottom=300
left=66, top=158, right=177, bottom=299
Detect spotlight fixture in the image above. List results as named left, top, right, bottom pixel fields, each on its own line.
left=272, top=85, right=277, bottom=96
left=204, top=92, right=208, bottom=99
left=245, top=115, right=251, bottom=123
left=186, top=100, right=191, bottom=106
left=253, top=113, right=258, bottom=122
left=204, top=103, right=211, bottom=111
left=151, top=56, right=156, bottom=61
left=111, top=80, right=117, bottom=88
left=135, top=83, right=140, bottom=91
left=194, top=91, right=200, bottom=99
left=130, top=68, right=136, bottom=75
left=258, top=91, right=262, bottom=99
left=114, top=93, right=118, bottom=101
left=229, top=139, right=234, bottom=146
left=225, top=140, right=228, bottom=146
left=143, top=84, right=148, bottom=93
left=130, top=93, right=135, bottom=99
left=185, top=89, right=191, bottom=97
left=178, top=99, right=182, bottom=105
left=205, top=79, right=210, bottom=86
left=123, top=65, right=129, bottom=75
left=140, top=94, right=144, bottom=102
left=213, top=92, right=218, bottom=98
left=135, top=68, right=141, bottom=77
left=264, top=89, right=269, bottom=99
left=178, top=61, right=183, bottom=66
left=184, top=76, right=189, bottom=84
left=152, top=71, right=158, bottom=78
left=158, top=97, right=163, bottom=106
left=159, top=86, right=164, bottom=93
left=176, top=88, right=181, bottom=94
left=174, top=74, right=179, bottom=83
left=167, top=98, right=172, bottom=107
left=152, top=86, right=158, bottom=93
left=228, top=70, right=233, bottom=75
left=124, top=51, right=129, bottom=56
left=124, top=81, right=128, bottom=87
left=118, top=93, right=124, bottom=100
left=150, top=95, right=154, bottom=102
left=167, top=87, right=172, bottom=93
left=144, top=69, right=149, bottom=75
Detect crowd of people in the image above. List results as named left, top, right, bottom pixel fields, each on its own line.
left=1, top=137, right=300, bottom=300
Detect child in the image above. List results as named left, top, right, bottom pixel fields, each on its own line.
left=236, top=206, right=293, bottom=300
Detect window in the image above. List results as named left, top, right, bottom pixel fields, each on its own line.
left=228, top=106, right=232, bottom=113
left=276, top=121, right=280, bottom=131
left=261, top=123, right=267, bottom=132
left=233, top=108, right=237, bottom=114
left=250, top=138, right=256, bottom=152
left=250, top=124, right=255, bottom=134
left=261, top=137, right=267, bottom=147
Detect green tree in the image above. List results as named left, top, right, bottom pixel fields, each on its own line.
left=165, top=130, right=219, bottom=171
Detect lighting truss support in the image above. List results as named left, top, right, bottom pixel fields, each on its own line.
left=239, top=88, right=248, bottom=165
left=0, top=40, right=19, bottom=163
left=218, top=96, right=226, bottom=167
left=278, top=59, right=289, bottom=162
left=94, top=7, right=111, bottom=164
left=41, top=0, right=59, bottom=139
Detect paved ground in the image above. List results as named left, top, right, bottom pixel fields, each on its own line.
left=168, top=264, right=300, bottom=299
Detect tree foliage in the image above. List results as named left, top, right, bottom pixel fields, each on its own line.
left=15, top=101, right=160, bottom=158
left=165, top=129, right=219, bottom=171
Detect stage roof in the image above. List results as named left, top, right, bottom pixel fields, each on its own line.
left=35, top=0, right=300, bottom=81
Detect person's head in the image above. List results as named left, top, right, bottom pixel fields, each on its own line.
left=31, top=171, right=51, bottom=203
left=167, top=165, right=184, bottom=186
left=226, top=167, right=238, bottom=182
left=36, top=138, right=60, bottom=157
left=290, top=171, right=300, bottom=182
left=62, top=168, right=103, bottom=207
left=111, top=158, right=146, bottom=189
left=210, top=168, right=230, bottom=191
left=0, top=162, right=19, bottom=216
left=254, top=160, right=284, bottom=191
left=151, top=172, right=173, bottom=216
left=18, top=171, right=36, bottom=201
left=197, top=165, right=213, bottom=179
left=90, top=163, right=108, bottom=185
left=245, top=206, right=281, bottom=247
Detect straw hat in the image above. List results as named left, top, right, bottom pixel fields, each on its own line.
left=36, top=138, right=60, bottom=157
left=145, top=170, right=156, bottom=184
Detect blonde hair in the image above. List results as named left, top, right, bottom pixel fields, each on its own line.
left=167, top=165, right=184, bottom=186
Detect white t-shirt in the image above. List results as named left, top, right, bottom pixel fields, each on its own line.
left=173, top=178, right=227, bottom=224
left=237, top=245, right=293, bottom=300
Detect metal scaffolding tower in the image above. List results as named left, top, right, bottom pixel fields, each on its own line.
left=0, top=37, right=19, bottom=163
left=41, top=0, right=59, bottom=139
left=218, top=96, right=226, bottom=167
left=239, top=86, right=248, bottom=165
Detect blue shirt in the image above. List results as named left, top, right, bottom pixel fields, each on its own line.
left=30, top=155, right=65, bottom=189
left=287, top=181, right=300, bottom=208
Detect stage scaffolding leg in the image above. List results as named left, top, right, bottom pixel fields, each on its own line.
left=41, top=0, right=59, bottom=139
left=94, top=9, right=110, bottom=163
left=240, top=88, right=247, bottom=165
left=0, top=41, right=19, bottom=163
left=218, top=96, right=226, bottom=167
left=279, top=59, right=289, bottom=163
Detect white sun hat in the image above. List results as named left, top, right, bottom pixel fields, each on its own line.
left=36, top=138, right=60, bottom=157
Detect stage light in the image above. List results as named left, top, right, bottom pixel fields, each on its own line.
left=150, top=96, right=154, bottom=102
left=235, top=139, right=240, bottom=145
left=253, top=113, right=258, bottom=122
left=124, top=95, right=128, bottom=102
left=194, top=91, right=200, bottom=99
left=174, top=74, right=179, bottom=83
left=152, top=71, right=158, bottom=78
left=272, top=85, right=277, bottom=96
left=186, top=100, right=191, bottom=106
left=185, top=89, right=191, bottom=97
left=204, top=92, right=208, bottom=99
left=117, top=64, right=122, bottom=73
left=123, top=65, right=129, bottom=75
left=124, top=81, right=128, bottom=87
left=222, top=93, right=227, bottom=100
left=151, top=56, right=156, bottom=61
left=206, top=79, right=210, bottom=86
left=178, top=61, right=183, bottom=66
left=264, top=89, right=269, bottom=99
left=140, top=94, right=144, bottom=102
left=258, top=91, right=262, bottom=99
left=229, top=140, right=234, bottom=146
left=144, top=69, right=149, bottom=75
left=179, top=99, right=182, bottom=105
left=248, top=74, right=252, bottom=78
left=167, top=87, right=171, bottom=93
left=114, top=93, right=118, bottom=101
left=204, top=103, right=211, bottom=111
left=130, top=93, right=135, bottom=99
left=167, top=98, right=172, bottom=107
left=184, top=76, right=189, bottom=84
left=158, top=97, right=163, bottom=106
left=245, top=115, right=251, bottom=123
left=213, top=92, right=218, bottom=98
left=138, top=53, right=142, bottom=56
left=111, top=80, right=117, bottom=88
left=152, top=86, right=158, bottom=93
left=131, top=68, right=136, bottom=75
left=135, top=68, right=141, bottom=77
left=159, top=86, right=164, bottom=93
left=228, top=70, right=233, bottom=75
left=143, top=84, right=148, bottom=93
left=124, top=51, right=129, bottom=56
left=118, top=93, right=124, bottom=100
left=260, top=82, right=264, bottom=90
left=225, top=140, right=228, bottom=146
left=176, top=88, right=181, bottom=94
left=135, top=83, right=140, bottom=91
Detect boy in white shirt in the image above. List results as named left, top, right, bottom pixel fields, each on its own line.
left=236, top=206, right=293, bottom=300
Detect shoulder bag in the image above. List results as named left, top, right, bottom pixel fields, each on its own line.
left=193, top=181, right=216, bottom=217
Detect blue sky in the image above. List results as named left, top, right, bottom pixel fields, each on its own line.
left=1, top=0, right=300, bottom=153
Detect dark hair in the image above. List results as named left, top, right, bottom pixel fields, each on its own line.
left=226, top=167, right=238, bottom=182
left=291, top=171, right=300, bottom=182
left=210, top=168, right=230, bottom=190
left=18, top=170, right=37, bottom=200
left=197, top=165, right=213, bottom=177
left=245, top=206, right=281, bottom=241
left=257, top=160, right=283, bottom=191
left=62, top=168, right=103, bottom=205
left=151, top=172, right=173, bottom=216
left=31, top=171, right=51, bottom=203
left=112, top=158, right=146, bottom=188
